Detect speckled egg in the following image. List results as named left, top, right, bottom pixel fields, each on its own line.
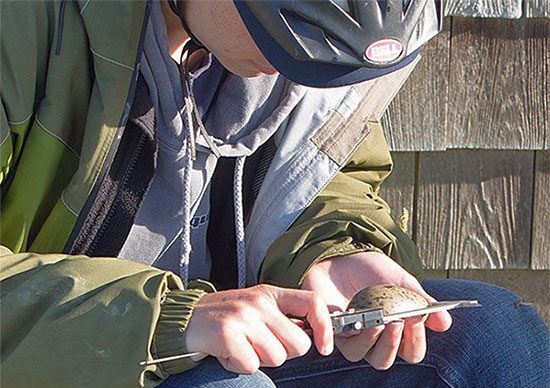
left=347, top=284, right=428, bottom=315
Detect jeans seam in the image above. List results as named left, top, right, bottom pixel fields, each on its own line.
left=272, top=363, right=370, bottom=383
left=272, top=359, right=456, bottom=386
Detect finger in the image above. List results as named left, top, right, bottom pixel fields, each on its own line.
left=267, top=315, right=312, bottom=359
left=246, top=323, right=288, bottom=367
left=335, top=325, right=385, bottom=362
left=425, top=311, right=453, bottom=331
left=400, top=277, right=453, bottom=332
left=274, top=289, right=333, bottom=356
left=219, top=335, right=260, bottom=374
left=364, top=321, right=404, bottom=370
left=398, top=316, right=426, bottom=364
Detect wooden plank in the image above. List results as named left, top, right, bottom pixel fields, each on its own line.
left=381, top=20, right=450, bottom=151
left=445, top=0, right=522, bottom=18
left=447, top=18, right=549, bottom=149
left=423, top=270, right=449, bottom=280
left=380, top=152, right=416, bottom=238
left=525, top=0, right=550, bottom=17
left=531, top=151, right=550, bottom=269
left=449, top=269, right=550, bottom=326
left=416, top=150, right=534, bottom=269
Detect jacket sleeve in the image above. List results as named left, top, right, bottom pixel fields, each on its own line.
left=259, top=121, right=424, bottom=289
left=0, top=246, right=213, bottom=387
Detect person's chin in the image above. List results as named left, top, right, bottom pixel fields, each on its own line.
left=228, top=67, right=277, bottom=78
left=217, top=56, right=278, bottom=77
left=253, top=61, right=278, bottom=75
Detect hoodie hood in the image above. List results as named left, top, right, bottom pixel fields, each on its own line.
left=119, top=0, right=307, bottom=288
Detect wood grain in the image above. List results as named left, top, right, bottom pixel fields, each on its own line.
left=423, top=270, right=449, bottom=279
left=450, top=269, right=550, bottom=326
left=381, top=20, right=450, bottom=151
left=416, top=150, right=534, bottom=269
left=531, top=151, right=550, bottom=269
left=525, top=0, right=550, bottom=17
left=445, top=0, right=522, bottom=18
left=447, top=18, right=549, bottom=149
left=380, top=152, right=416, bottom=238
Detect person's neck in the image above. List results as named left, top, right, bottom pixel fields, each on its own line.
left=161, top=0, right=190, bottom=62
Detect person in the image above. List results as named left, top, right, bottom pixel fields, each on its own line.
left=0, top=1, right=547, bottom=387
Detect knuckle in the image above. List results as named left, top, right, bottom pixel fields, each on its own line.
left=310, top=293, right=324, bottom=309
left=254, top=284, right=270, bottom=293
left=249, top=291, right=263, bottom=303
left=253, top=284, right=274, bottom=300
left=247, top=292, right=268, bottom=308
left=219, top=319, right=240, bottom=341
left=233, top=304, right=252, bottom=318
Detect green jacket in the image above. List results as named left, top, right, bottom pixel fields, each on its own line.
left=0, top=1, right=423, bottom=386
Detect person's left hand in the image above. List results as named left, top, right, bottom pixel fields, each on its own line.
left=300, top=251, right=452, bottom=370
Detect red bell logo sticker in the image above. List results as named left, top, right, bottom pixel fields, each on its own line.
left=365, top=39, right=403, bottom=64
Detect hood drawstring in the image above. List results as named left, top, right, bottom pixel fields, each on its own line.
left=233, top=156, right=247, bottom=288
left=178, top=96, right=194, bottom=288
left=178, top=42, right=247, bottom=289
left=177, top=42, right=198, bottom=288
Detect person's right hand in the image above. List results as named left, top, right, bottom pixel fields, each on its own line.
left=184, top=284, right=334, bottom=374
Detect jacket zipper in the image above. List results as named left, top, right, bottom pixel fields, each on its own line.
left=86, top=131, right=148, bottom=253
left=64, top=0, right=152, bottom=253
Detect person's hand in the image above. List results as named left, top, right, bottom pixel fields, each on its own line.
left=185, top=284, right=333, bottom=374
left=301, top=252, right=452, bottom=370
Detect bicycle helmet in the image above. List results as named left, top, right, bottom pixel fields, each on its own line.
left=234, top=0, right=443, bottom=87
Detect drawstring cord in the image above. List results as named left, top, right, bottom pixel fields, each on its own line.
left=177, top=41, right=246, bottom=288
left=182, top=53, right=221, bottom=159
left=178, top=98, right=194, bottom=288
left=233, top=156, right=247, bottom=288
left=177, top=43, right=196, bottom=288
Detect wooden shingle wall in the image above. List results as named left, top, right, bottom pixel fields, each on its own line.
left=380, top=4, right=549, bottom=323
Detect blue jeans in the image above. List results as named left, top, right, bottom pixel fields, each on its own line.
left=159, top=280, right=550, bottom=388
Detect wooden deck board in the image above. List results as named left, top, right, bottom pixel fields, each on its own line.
left=531, top=151, right=550, bottom=269
left=445, top=0, right=523, bottom=18
left=525, top=0, right=550, bottom=17
left=447, top=18, right=549, bottom=149
left=382, top=20, right=450, bottom=151
left=416, top=150, right=534, bottom=269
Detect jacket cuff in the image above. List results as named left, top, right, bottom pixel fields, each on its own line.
left=152, top=288, right=207, bottom=375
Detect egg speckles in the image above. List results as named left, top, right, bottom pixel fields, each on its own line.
left=347, top=285, right=428, bottom=315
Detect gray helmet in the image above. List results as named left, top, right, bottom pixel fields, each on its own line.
left=169, top=1, right=443, bottom=87
left=234, top=0, right=442, bottom=87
